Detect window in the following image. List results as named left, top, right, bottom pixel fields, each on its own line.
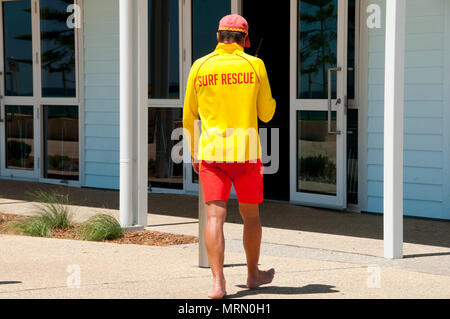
left=148, top=0, right=180, bottom=99
left=43, top=106, right=79, bottom=180
left=192, top=0, right=230, bottom=61
left=3, top=0, right=33, bottom=96
left=1, top=0, right=80, bottom=182
left=148, top=108, right=183, bottom=189
left=5, top=106, right=34, bottom=170
left=40, top=0, right=77, bottom=98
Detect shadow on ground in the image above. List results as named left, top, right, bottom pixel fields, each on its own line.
left=0, top=281, right=22, bottom=285
left=226, top=284, right=339, bottom=298
left=0, top=180, right=449, bottom=249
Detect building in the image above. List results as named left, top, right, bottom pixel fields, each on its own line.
left=0, top=0, right=449, bottom=225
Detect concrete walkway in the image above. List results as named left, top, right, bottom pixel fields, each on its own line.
left=0, top=180, right=449, bottom=298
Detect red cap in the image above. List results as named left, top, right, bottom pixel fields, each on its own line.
left=218, top=14, right=251, bottom=48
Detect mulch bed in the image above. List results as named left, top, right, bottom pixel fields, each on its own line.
left=0, top=213, right=198, bottom=246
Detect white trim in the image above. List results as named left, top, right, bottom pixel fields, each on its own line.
left=149, top=187, right=184, bottom=195
left=39, top=178, right=81, bottom=188
left=383, top=0, right=405, bottom=259
left=358, top=0, right=369, bottom=212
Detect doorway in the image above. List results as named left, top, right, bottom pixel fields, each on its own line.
left=289, top=0, right=359, bottom=210
left=242, top=0, right=291, bottom=201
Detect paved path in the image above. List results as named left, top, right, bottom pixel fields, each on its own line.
left=0, top=180, right=449, bottom=298
left=0, top=234, right=449, bottom=299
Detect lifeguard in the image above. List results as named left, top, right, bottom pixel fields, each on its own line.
left=183, top=14, right=276, bottom=299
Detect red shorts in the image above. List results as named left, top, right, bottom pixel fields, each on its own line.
left=199, top=160, right=264, bottom=204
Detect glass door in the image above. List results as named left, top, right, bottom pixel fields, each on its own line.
left=147, top=0, right=184, bottom=193
left=0, top=0, right=81, bottom=183
left=0, top=0, right=39, bottom=179
left=289, top=0, right=348, bottom=209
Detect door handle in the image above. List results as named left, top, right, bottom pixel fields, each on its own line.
left=328, top=67, right=341, bottom=135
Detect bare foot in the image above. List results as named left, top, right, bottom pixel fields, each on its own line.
left=208, top=278, right=227, bottom=299
left=247, top=268, right=275, bottom=289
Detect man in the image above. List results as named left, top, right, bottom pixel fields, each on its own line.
left=183, top=14, right=276, bottom=299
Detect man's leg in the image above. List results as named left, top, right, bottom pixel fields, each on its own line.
left=239, top=203, right=275, bottom=289
left=205, top=200, right=227, bottom=298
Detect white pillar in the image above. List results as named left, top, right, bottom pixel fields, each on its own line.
left=383, top=0, right=406, bottom=259
left=120, top=0, right=148, bottom=228
left=199, top=181, right=210, bottom=268
left=136, top=0, right=149, bottom=227
left=120, top=0, right=135, bottom=227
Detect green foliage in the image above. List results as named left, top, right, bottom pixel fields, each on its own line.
left=13, top=217, right=51, bottom=237
left=300, top=154, right=336, bottom=183
left=25, top=190, right=72, bottom=230
left=78, top=214, right=124, bottom=242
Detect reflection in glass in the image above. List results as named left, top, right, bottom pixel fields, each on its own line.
left=297, top=111, right=336, bottom=195
left=40, top=0, right=76, bottom=98
left=148, top=108, right=183, bottom=189
left=5, top=106, right=34, bottom=170
left=297, top=0, right=337, bottom=99
left=148, top=0, right=179, bottom=99
left=43, top=106, right=79, bottom=180
left=3, top=0, right=33, bottom=96
left=347, top=109, right=358, bottom=204
left=348, top=0, right=356, bottom=100
left=192, top=0, right=230, bottom=61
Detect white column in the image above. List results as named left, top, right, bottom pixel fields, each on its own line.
left=199, top=181, right=210, bottom=268
left=136, top=0, right=149, bottom=227
left=120, top=0, right=135, bottom=227
left=383, top=0, right=406, bottom=259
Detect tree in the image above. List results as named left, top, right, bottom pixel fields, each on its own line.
left=298, top=0, right=337, bottom=99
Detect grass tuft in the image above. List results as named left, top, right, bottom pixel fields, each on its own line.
left=13, top=217, right=51, bottom=237
left=26, top=190, right=72, bottom=230
left=78, top=214, right=124, bottom=241
left=12, top=190, right=72, bottom=237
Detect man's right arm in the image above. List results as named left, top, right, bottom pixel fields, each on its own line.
left=183, top=63, right=200, bottom=162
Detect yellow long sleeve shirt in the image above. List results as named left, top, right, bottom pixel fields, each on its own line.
left=183, top=42, right=276, bottom=162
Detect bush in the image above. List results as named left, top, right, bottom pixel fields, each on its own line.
left=78, top=214, right=124, bottom=241
left=22, top=190, right=72, bottom=230
left=13, top=217, right=51, bottom=237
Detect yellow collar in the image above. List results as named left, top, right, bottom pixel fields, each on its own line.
left=215, top=42, right=244, bottom=54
